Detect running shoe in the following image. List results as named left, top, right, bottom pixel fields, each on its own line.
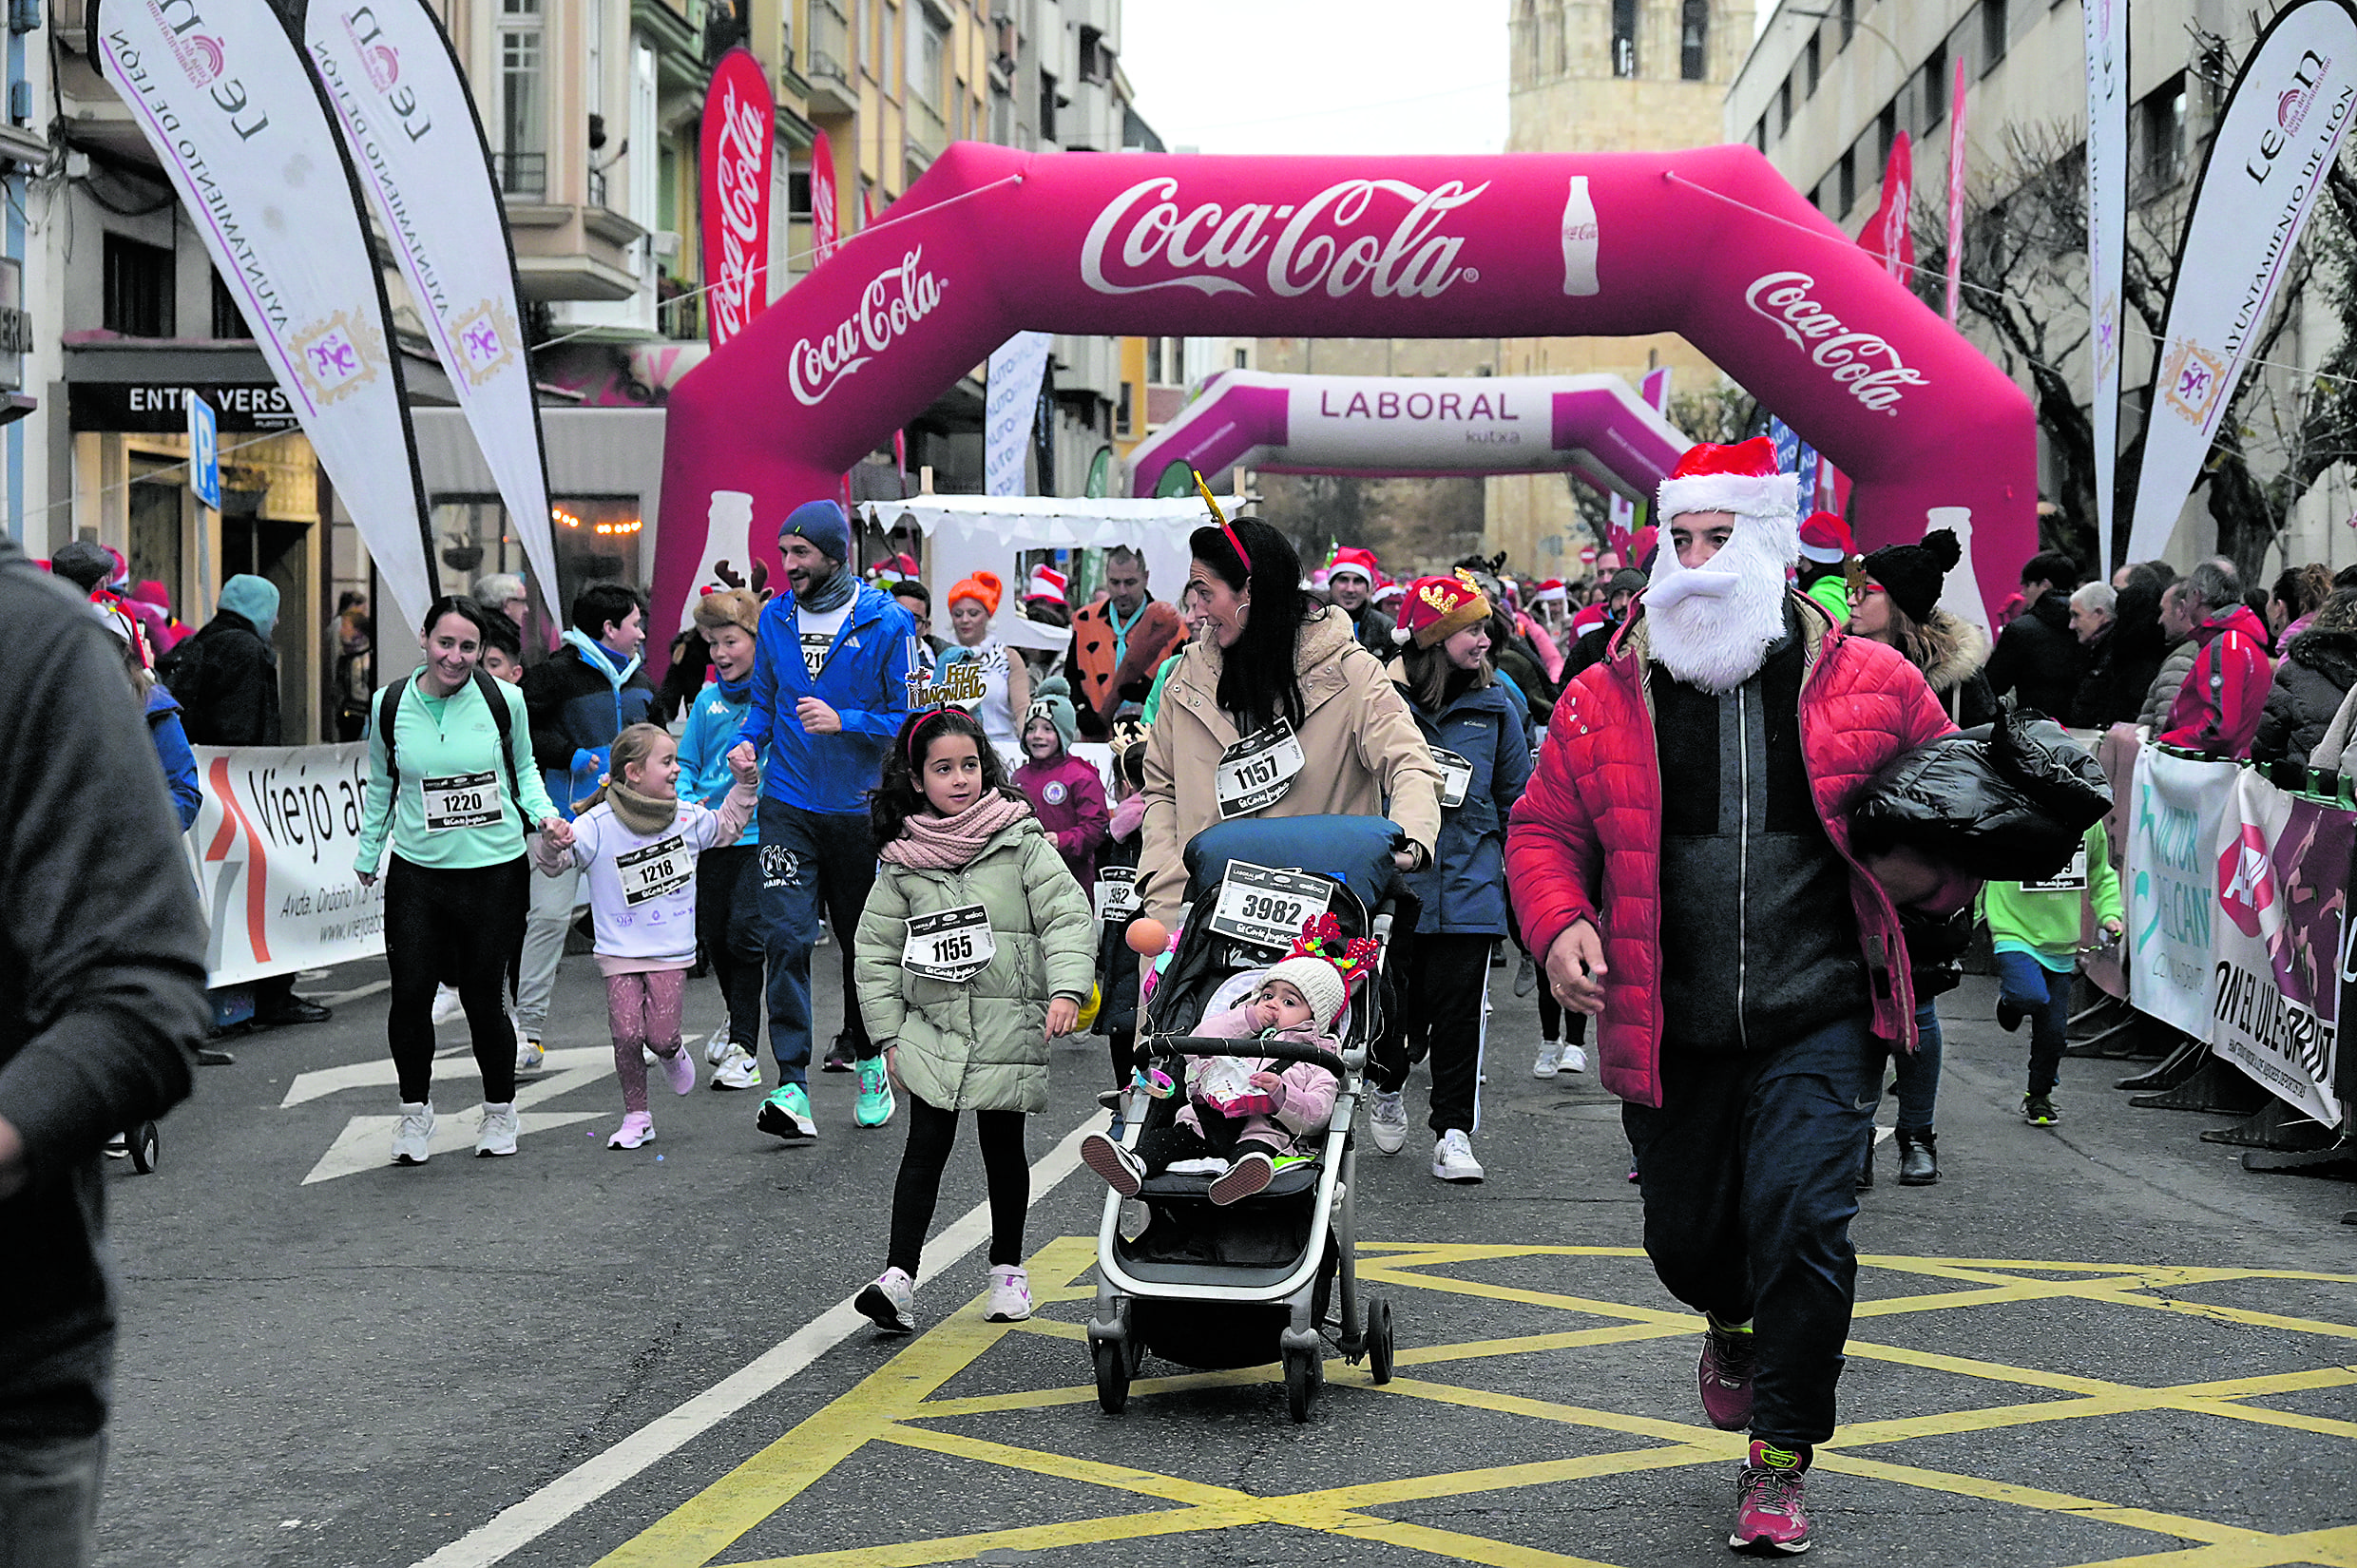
left=1209, top=1151, right=1275, bottom=1205
left=608, top=1111, right=655, bottom=1149
left=1533, top=1041, right=1562, bottom=1079
left=1080, top=1130, right=1144, bottom=1197
left=659, top=1045, right=696, bottom=1097
left=853, top=1057, right=896, bottom=1127
left=711, top=1045, right=762, bottom=1091
left=1697, top=1313, right=1756, bottom=1431
left=1558, top=1042, right=1588, bottom=1074
left=1996, top=996, right=2026, bottom=1033
left=391, top=1101, right=435, bottom=1166
left=431, top=984, right=464, bottom=1025
left=475, top=1101, right=520, bottom=1157
left=515, top=1030, right=545, bottom=1075
left=1431, top=1129, right=1484, bottom=1183
left=1729, top=1440, right=1812, bottom=1555
left=702, top=1026, right=737, bottom=1067
left=856, top=1266, right=916, bottom=1333
left=757, top=1082, right=816, bottom=1140
left=821, top=1034, right=854, bottom=1073
left=985, top=1265, right=1032, bottom=1323
left=1512, top=950, right=1539, bottom=998
left=1368, top=1089, right=1409, bottom=1155
left=2022, top=1093, right=2060, bottom=1126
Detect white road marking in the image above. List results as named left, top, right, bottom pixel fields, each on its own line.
left=298, top=1059, right=614, bottom=1184
left=408, top=1109, right=1102, bottom=1568
left=280, top=1046, right=612, bottom=1108
left=314, top=978, right=392, bottom=1007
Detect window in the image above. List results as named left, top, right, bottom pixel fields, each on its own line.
left=1877, top=101, right=1897, bottom=164
left=1145, top=336, right=1162, bottom=385
left=1039, top=69, right=1058, bottom=143
left=1776, top=75, right=1792, bottom=136
left=787, top=170, right=813, bottom=220
left=1116, top=380, right=1133, bottom=436
left=497, top=0, right=546, bottom=199
left=1165, top=337, right=1184, bottom=385
left=1078, top=24, right=1110, bottom=85
left=1837, top=148, right=1855, bottom=215
left=917, top=10, right=947, bottom=105
left=1982, top=0, right=2008, bottom=70
left=990, top=83, right=1012, bottom=143
left=1611, top=0, right=1636, bottom=78
left=1808, top=180, right=1824, bottom=213
left=1234, top=347, right=1248, bottom=370
left=103, top=234, right=174, bottom=337
left=209, top=267, right=249, bottom=340
left=2135, top=73, right=2189, bottom=196
left=1839, top=0, right=1854, bottom=47
left=1804, top=33, right=1819, bottom=97
left=1753, top=115, right=1767, bottom=151
left=1680, top=0, right=1708, bottom=81
left=1920, top=43, right=1948, bottom=133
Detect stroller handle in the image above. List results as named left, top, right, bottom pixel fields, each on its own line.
left=1150, top=1036, right=1353, bottom=1078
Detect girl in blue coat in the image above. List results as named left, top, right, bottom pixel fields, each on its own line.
left=1366, top=575, right=1532, bottom=1185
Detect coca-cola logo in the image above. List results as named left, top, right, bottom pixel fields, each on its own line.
left=707, top=79, right=770, bottom=344
left=788, top=247, right=946, bottom=406
left=1081, top=176, right=1488, bottom=301
left=1743, top=272, right=1928, bottom=415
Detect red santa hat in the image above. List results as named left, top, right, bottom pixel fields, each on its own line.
left=1326, top=546, right=1381, bottom=585
left=1532, top=578, right=1569, bottom=604
left=1370, top=579, right=1406, bottom=607
left=1797, top=511, right=1855, bottom=565
left=1656, top=438, right=1800, bottom=529
left=1389, top=571, right=1491, bottom=649
left=1025, top=564, right=1069, bottom=604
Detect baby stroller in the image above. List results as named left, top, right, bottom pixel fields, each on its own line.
left=1086, top=814, right=1410, bottom=1423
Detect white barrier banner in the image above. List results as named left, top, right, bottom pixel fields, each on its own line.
left=2124, top=748, right=2237, bottom=1036
left=2207, top=769, right=2346, bottom=1125
left=187, top=743, right=385, bottom=986
left=984, top=331, right=1053, bottom=496
left=2083, top=0, right=2129, bottom=560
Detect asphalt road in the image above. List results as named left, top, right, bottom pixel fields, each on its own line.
left=93, top=946, right=2356, bottom=1568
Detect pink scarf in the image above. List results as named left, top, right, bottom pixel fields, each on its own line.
left=880, top=791, right=1032, bottom=870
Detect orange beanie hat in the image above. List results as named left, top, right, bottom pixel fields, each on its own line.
left=949, top=570, right=1004, bottom=617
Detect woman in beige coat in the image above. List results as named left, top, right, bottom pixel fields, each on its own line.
left=1138, top=517, right=1444, bottom=931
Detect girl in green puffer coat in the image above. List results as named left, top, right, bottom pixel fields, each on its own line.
left=853, top=707, right=1096, bottom=1338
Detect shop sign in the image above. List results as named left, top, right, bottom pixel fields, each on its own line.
left=68, top=381, right=299, bottom=433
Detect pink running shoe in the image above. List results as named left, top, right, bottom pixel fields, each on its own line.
left=1729, top=1440, right=1811, bottom=1555
left=607, top=1111, right=655, bottom=1149
left=1697, top=1315, right=1756, bottom=1432
left=659, top=1045, right=696, bottom=1097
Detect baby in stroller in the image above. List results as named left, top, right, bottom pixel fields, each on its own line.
left=1081, top=918, right=1372, bottom=1207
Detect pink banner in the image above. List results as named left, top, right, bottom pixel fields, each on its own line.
left=809, top=128, right=837, bottom=267
left=1862, top=131, right=1913, bottom=282
left=653, top=145, right=2040, bottom=633
left=699, top=46, right=774, bottom=350
left=1945, top=57, right=1967, bottom=324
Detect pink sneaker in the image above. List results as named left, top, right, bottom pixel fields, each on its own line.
left=1698, top=1315, right=1756, bottom=1431
left=659, top=1045, right=696, bottom=1097
left=1729, top=1440, right=1811, bottom=1555
left=607, top=1111, right=655, bottom=1149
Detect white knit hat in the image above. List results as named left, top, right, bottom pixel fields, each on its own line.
left=1258, top=955, right=1349, bottom=1035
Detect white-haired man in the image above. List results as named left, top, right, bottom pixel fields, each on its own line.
left=1505, top=438, right=1957, bottom=1556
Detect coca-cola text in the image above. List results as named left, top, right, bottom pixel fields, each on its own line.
left=788, top=247, right=947, bottom=406
left=1081, top=176, right=1488, bottom=300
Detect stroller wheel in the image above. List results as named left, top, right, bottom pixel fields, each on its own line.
left=1283, top=1347, right=1317, bottom=1423
left=1093, top=1336, right=1131, bottom=1415
left=128, top=1122, right=159, bottom=1175
left=1368, top=1298, right=1394, bottom=1386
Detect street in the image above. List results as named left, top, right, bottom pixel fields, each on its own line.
left=97, top=950, right=2356, bottom=1568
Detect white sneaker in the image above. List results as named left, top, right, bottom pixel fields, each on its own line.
left=702, top=1026, right=737, bottom=1067
left=1368, top=1089, right=1409, bottom=1156
left=515, top=1030, right=545, bottom=1075
left=1534, top=1042, right=1562, bottom=1079
left=711, top=1045, right=762, bottom=1091
left=431, top=984, right=464, bottom=1025
left=1558, top=1042, right=1588, bottom=1074
left=475, top=1101, right=520, bottom=1157
left=642, top=1043, right=660, bottom=1066
left=985, top=1265, right=1032, bottom=1323
left=391, top=1101, right=435, bottom=1165
left=856, top=1266, right=916, bottom=1333
left=1432, top=1128, right=1485, bottom=1183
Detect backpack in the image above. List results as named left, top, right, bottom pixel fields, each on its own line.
left=376, top=669, right=524, bottom=819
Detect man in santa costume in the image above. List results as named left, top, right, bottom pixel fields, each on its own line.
left=1325, top=546, right=1395, bottom=655
left=1505, top=438, right=1954, bottom=1556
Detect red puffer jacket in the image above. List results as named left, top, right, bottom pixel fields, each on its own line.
left=1505, top=597, right=1956, bottom=1107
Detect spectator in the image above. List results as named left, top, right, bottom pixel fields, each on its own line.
left=93, top=602, right=201, bottom=832
left=2253, top=589, right=2357, bottom=767
left=2074, top=576, right=2170, bottom=729
left=471, top=572, right=530, bottom=639
left=1795, top=512, right=1856, bottom=625
left=2157, top=559, right=2272, bottom=756
left=332, top=590, right=373, bottom=742
left=1325, top=546, right=1396, bottom=656
left=891, top=579, right=947, bottom=665
left=654, top=625, right=712, bottom=727
left=2068, top=582, right=2114, bottom=649
left=1068, top=545, right=1182, bottom=727
left=128, top=578, right=190, bottom=653
left=1983, top=549, right=2086, bottom=719
left=1563, top=567, right=1647, bottom=681
left=0, top=536, right=205, bottom=1563
left=1850, top=529, right=1997, bottom=727
left=2268, top=564, right=2333, bottom=649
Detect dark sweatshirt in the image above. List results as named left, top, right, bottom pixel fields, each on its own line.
left=0, top=539, right=205, bottom=1441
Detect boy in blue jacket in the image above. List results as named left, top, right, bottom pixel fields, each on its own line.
left=727, top=500, right=917, bottom=1138
left=679, top=588, right=768, bottom=1091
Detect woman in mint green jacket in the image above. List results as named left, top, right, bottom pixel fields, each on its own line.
left=355, top=597, right=568, bottom=1166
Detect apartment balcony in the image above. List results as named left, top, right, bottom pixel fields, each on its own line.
left=906, top=94, right=946, bottom=171
left=807, top=0, right=857, bottom=118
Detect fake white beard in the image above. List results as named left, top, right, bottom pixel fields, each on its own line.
left=1641, top=515, right=1798, bottom=694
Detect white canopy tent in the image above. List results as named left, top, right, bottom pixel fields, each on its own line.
left=858, top=493, right=1242, bottom=653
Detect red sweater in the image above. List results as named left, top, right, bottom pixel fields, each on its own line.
left=2159, top=604, right=2272, bottom=757
left=1014, top=751, right=1109, bottom=885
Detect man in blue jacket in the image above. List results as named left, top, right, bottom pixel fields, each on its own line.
left=729, top=500, right=916, bottom=1138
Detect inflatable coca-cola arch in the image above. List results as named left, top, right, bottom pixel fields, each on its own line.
left=654, top=143, right=2036, bottom=631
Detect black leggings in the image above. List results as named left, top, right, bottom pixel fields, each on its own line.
left=1380, top=932, right=1494, bottom=1135
left=386, top=854, right=528, bottom=1105
left=887, top=1093, right=1029, bottom=1276
left=1538, top=988, right=1589, bottom=1047
left=697, top=844, right=765, bottom=1048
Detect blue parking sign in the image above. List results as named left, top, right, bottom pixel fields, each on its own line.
left=187, top=389, right=220, bottom=510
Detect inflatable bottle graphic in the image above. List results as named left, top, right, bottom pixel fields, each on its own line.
left=1561, top=177, right=1600, bottom=297
left=677, top=489, right=757, bottom=629
left=1926, top=506, right=1992, bottom=636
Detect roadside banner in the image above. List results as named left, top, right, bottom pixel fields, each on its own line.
left=810, top=128, right=838, bottom=266
left=1861, top=131, right=1913, bottom=282
left=2083, top=0, right=2129, bottom=562
left=94, top=0, right=440, bottom=629
left=303, top=0, right=561, bottom=624
left=2124, top=0, right=2357, bottom=564
left=2124, top=749, right=2237, bottom=1036
left=188, top=744, right=384, bottom=986
left=1945, top=54, right=1967, bottom=324
left=699, top=45, right=775, bottom=349
left=2207, top=769, right=2347, bottom=1125
left=984, top=331, right=1053, bottom=496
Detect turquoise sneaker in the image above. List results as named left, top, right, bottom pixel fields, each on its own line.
left=757, top=1082, right=816, bottom=1140
left=853, top=1058, right=895, bottom=1128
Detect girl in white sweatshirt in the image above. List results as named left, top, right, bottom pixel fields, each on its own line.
left=538, top=723, right=757, bottom=1147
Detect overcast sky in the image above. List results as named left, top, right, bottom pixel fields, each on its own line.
left=1121, top=0, right=1512, bottom=156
